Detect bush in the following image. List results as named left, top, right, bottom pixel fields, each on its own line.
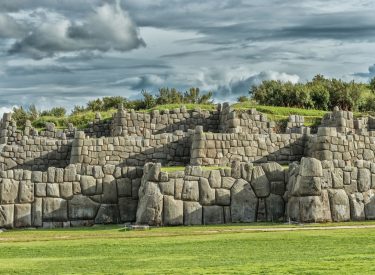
left=250, top=75, right=370, bottom=111
left=41, top=107, right=66, bottom=117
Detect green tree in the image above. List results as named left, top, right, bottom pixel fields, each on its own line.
left=87, top=99, right=104, bottom=112
left=71, top=105, right=86, bottom=115
left=102, top=96, right=127, bottom=110
left=237, top=95, right=250, bottom=102
left=183, top=88, right=213, bottom=104
left=370, top=77, right=375, bottom=93
left=141, top=90, right=156, bottom=109
left=41, top=107, right=66, bottom=117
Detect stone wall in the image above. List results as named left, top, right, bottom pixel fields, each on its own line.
left=70, top=131, right=193, bottom=167
left=136, top=162, right=286, bottom=226
left=111, top=105, right=220, bottom=137
left=0, top=163, right=142, bottom=228
left=306, top=127, right=375, bottom=165
left=0, top=137, right=72, bottom=171
left=286, top=157, right=375, bottom=222
left=190, top=126, right=306, bottom=166
left=219, top=103, right=275, bottom=134
left=2, top=105, right=375, bottom=228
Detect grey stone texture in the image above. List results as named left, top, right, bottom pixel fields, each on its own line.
left=2, top=106, right=375, bottom=228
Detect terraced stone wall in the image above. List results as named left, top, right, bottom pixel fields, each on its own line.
left=0, top=164, right=142, bottom=228
left=286, top=158, right=375, bottom=222
left=190, top=126, right=306, bottom=166
left=111, top=105, right=220, bottom=137
left=136, top=162, right=287, bottom=226
left=306, top=127, right=375, bottom=165
left=0, top=137, right=72, bottom=171
left=70, top=131, right=193, bottom=167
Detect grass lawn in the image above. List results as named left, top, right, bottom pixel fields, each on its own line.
left=1, top=223, right=375, bottom=274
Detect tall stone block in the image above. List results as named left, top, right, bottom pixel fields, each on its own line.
left=231, top=179, right=257, bottom=222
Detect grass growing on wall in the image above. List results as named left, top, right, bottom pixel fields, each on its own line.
left=233, top=102, right=329, bottom=127
left=1, top=223, right=375, bottom=274
left=32, top=109, right=117, bottom=130
left=143, top=103, right=217, bottom=112
left=161, top=166, right=229, bottom=172
left=29, top=102, right=370, bottom=132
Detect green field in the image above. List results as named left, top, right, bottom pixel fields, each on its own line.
left=1, top=223, right=375, bottom=274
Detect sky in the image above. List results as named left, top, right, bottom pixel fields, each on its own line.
left=1, top=0, right=375, bottom=113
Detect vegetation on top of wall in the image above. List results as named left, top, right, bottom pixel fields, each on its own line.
left=144, top=103, right=216, bottom=113
left=32, top=109, right=117, bottom=130
left=249, top=74, right=375, bottom=112
left=11, top=87, right=214, bottom=130
left=233, top=102, right=328, bottom=128
left=8, top=75, right=375, bottom=131
left=161, top=166, right=229, bottom=172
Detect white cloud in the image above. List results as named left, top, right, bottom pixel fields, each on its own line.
left=0, top=13, right=26, bottom=38
left=0, top=106, right=15, bottom=117
left=8, top=2, right=145, bottom=58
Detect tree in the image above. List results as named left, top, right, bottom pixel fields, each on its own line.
left=183, top=88, right=213, bottom=104
left=102, top=96, right=127, bottom=110
left=237, top=96, right=250, bottom=102
left=12, top=106, right=28, bottom=128
left=370, top=77, right=375, bottom=93
left=71, top=105, right=86, bottom=115
left=41, top=107, right=66, bottom=117
left=141, top=90, right=156, bottom=109
left=87, top=99, right=104, bottom=112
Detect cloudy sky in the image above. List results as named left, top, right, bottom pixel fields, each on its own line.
left=1, top=0, right=375, bottom=113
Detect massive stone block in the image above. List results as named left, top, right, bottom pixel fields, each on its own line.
left=250, top=166, right=270, bottom=198
left=0, top=179, right=18, bottom=204
left=299, top=192, right=331, bottom=223
left=0, top=204, right=14, bottom=228
left=231, top=179, right=257, bottom=222
left=19, top=181, right=34, bottom=203
left=95, top=204, right=120, bottom=224
left=357, top=168, right=371, bottom=192
left=68, top=195, right=100, bottom=220
left=261, top=162, right=285, bottom=182
left=60, top=182, right=73, bottom=200
left=183, top=201, right=202, bottom=225
left=215, top=189, right=231, bottom=206
left=32, top=198, right=42, bottom=227
left=364, top=190, right=375, bottom=220
left=43, top=198, right=68, bottom=222
left=349, top=193, right=365, bottom=221
left=163, top=196, right=183, bottom=225
left=199, top=178, right=215, bottom=205
left=80, top=175, right=97, bottom=196
left=101, top=175, right=117, bottom=204
left=14, top=204, right=31, bottom=227
left=118, top=197, right=138, bottom=222
left=299, top=158, right=323, bottom=177
left=181, top=181, right=199, bottom=201
left=209, top=170, right=221, bottom=188
left=136, top=182, right=163, bottom=226
left=203, top=206, right=224, bottom=224
left=265, top=194, right=285, bottom=222
left=328, top=189, right=350, bottom=222
left=293, top=176, right=322, bottom=196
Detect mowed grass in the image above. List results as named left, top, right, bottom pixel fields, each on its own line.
left=1, top=223, right=375, bottom=274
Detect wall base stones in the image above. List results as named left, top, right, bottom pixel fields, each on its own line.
left=136, top=163, right=286, bottom=226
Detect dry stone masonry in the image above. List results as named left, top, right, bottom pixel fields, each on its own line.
left=2, top=104, right=375, bottom=228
